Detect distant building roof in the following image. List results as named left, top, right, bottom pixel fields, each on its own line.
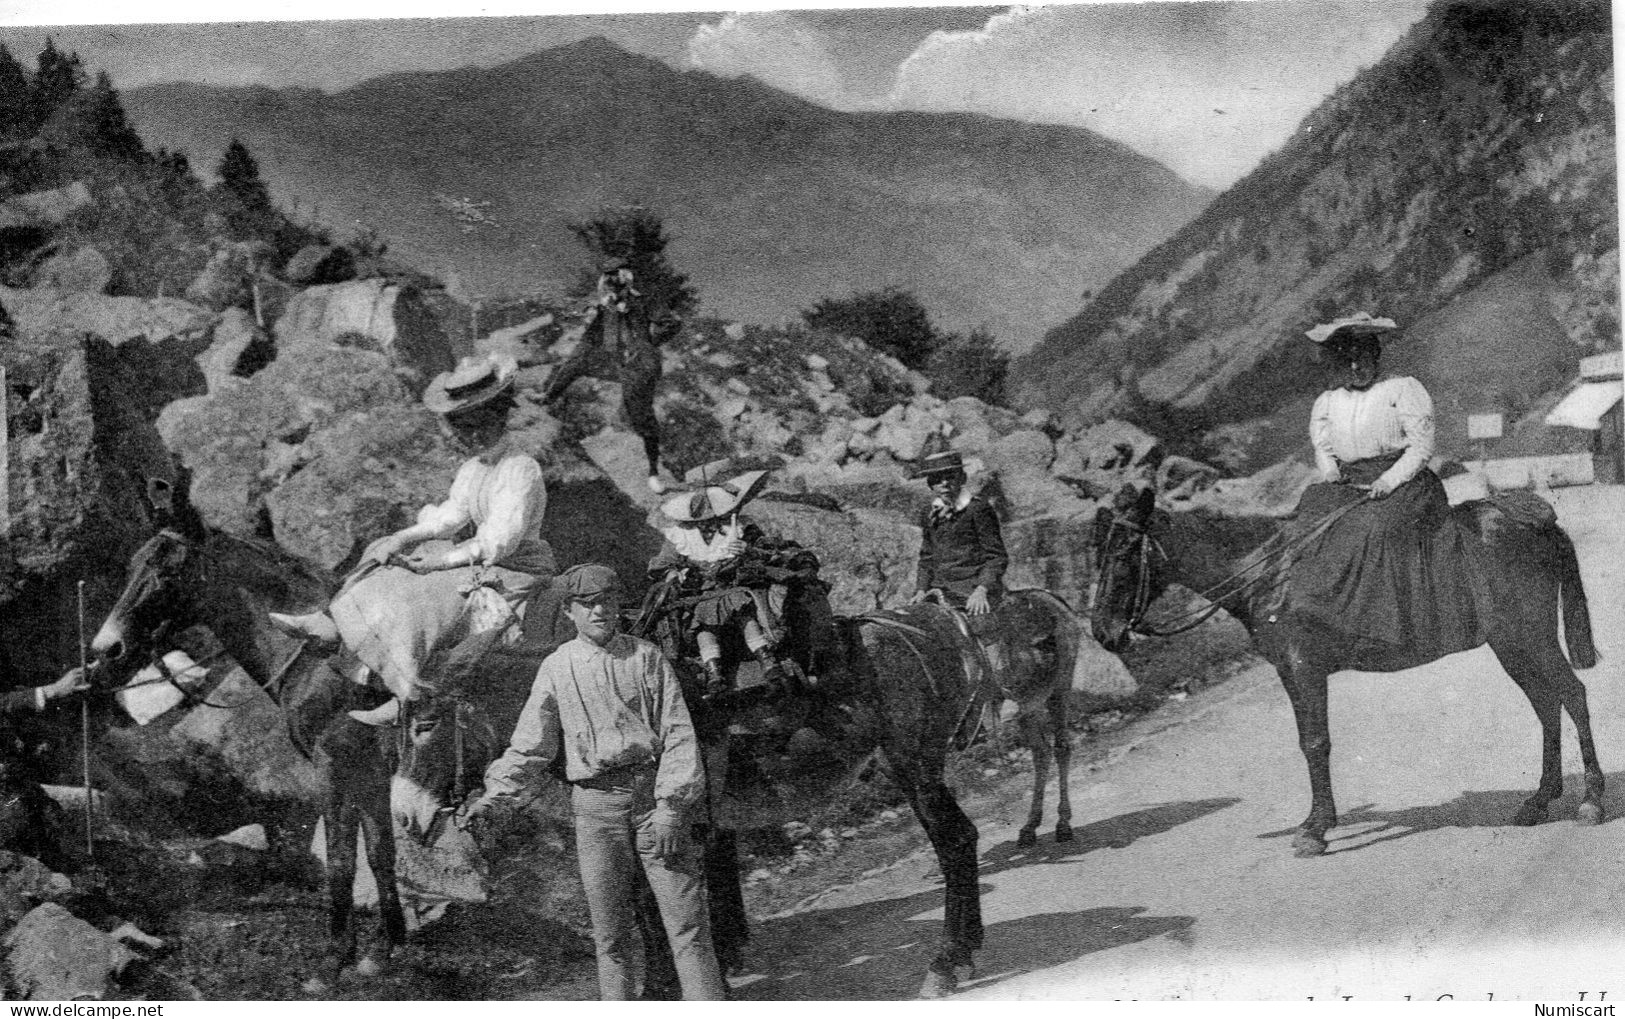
left=1546, top=380, right=1623, bottom=430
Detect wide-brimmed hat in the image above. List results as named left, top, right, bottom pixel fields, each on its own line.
left=911, top=432, right=965, bottom=479
left=661, top=469, right=772, bottom=523
left=423, top=353, right=517, bottom=416
left=1305, top=312, right=1397, bottom=345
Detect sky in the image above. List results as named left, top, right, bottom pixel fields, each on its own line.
left=0, top=1, right=1435, bottom=188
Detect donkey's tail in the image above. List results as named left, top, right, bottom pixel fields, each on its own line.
left=1553, top=525, right=1599, bottom=669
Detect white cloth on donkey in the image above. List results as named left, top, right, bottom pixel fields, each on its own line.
left=329, top=454, right=557, bottom=700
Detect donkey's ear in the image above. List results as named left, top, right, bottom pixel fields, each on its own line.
left=1092, top=506, right=1113, bottom=549
left=1134, top=485, right=1157, bottom=520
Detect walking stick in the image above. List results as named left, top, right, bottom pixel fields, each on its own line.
left=76, top=580, right=94, bottom=860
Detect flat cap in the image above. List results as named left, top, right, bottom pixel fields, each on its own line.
left=555, top=563, right=622, bottom=599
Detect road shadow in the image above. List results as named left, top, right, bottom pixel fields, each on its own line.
left=731, top=882, right=1191, bottom=1000
left=1253, top=769, right=1625, bottom=855
left=978, top=797, right=1240, bottom=876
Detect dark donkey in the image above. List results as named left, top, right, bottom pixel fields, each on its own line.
left=91, top=480, right=407, bottom=979
left=631, top=581, right=1090, bottom=997
left=1090, top=485, right=1601, bottom=858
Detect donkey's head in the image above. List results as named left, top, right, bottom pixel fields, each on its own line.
left=91, top=478, right=204, bottom=665
left=1089, top=483, right=1160, bottom=653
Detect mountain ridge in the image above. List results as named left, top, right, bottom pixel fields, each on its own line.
left=1011, top=0, right=1616, bottom=469
left=121, top=35, right=1213, bottom=352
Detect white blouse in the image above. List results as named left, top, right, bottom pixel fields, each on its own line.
left=1309, top=376, right=1435, bottom=490
left=416, top=455, right=548, bottom=565
left=660, top=516, right=753, bottom=565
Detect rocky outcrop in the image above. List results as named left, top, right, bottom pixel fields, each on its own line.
left=4, top=902, right=138, bottom=1000
left=273, top=279, right=468, bottom=390
left=0, top=284, right=219, bottom=417
left=32, top=246, right=112, bottom=294
left=2, top=337, right=180, bottom=670
left=282, top=244, right=355, bottom=286
left=184, top=240, right=274, bottom=311
left=158, top=344, right=459, bottom=563
left=0, top=181, right=93, bottom=230
left=195, top=307, right=273, bottom=392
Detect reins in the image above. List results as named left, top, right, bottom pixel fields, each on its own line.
left=1101, top=499, right=1365, bottom=638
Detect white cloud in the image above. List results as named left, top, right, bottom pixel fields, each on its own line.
left=886, top=1, right=1432, bottom=189
left=686, top=11, right=857, bottom=110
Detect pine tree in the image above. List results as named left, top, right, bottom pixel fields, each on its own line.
left=211, top=137, right=275, bottom=238
left=31, top=38, right=85, bottom=129
left=567, top=204, right=698, bottom=317
left=42, top=70, right=146, bottom=160
left=0, top=45, right=31, bottom=139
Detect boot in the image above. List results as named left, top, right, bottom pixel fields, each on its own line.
left=269, top=610, right=340, bottom=645
left=347, top=697, right=401, bottom=727
left=756, top=651, right=801, bottom=699
left=702, top=660, right=730, bottom=701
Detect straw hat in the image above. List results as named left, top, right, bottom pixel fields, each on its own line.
left=423, top=354, right=517, bottom=416
left=1305, top=312, right=1397, bottom=345
left=660, top=470, right=772, bottom=523
left=910, top=432, right=965, bottom=479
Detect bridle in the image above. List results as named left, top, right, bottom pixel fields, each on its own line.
left=109, top=528, right=308, bottom=710
left=1093, top=500, right=1365, bottom=639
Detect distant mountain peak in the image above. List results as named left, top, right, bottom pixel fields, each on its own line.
left=122, top=40, right=1211, bottom=352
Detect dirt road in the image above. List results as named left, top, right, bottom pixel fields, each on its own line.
left=732, top=485, right=1625, bottom=1001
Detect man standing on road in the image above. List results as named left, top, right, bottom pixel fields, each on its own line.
left=463, top=563, right=726, bottom=1001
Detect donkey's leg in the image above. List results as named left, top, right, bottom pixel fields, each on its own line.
left=1551, top=657, right=1607, bottom=825
left=1491, top=640, right=1565, bottom=827
left=1278, top=644, right=1336, bottom=857
left=356, top=745, right=407, bottom=975
left=894, top=762, right=982, bottom=998
left=1049, top=691, right=1074, bottom=843
left=323, top=796, right=360, bottom=977
left=702, top=825, right=749, bottom=974
left=1016, top=710, right=1049, bottom=849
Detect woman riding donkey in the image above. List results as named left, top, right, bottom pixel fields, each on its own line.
left=1295, top=311, right=1486, bottom=664
left=647, top=468, right=822, bottom=703
left=272, top=352, right=558, bottom=726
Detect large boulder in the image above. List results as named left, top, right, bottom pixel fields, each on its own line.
left=749, top=498, right=920, bottom=613
left=282, top=244, right=355, bottom=287
left=2, top=337, right=180, bottom=671
left=0, top=285, right=218, bottom=417
left=1004, top=510, right=1100, bottom=603
left=158, top=346, right=444, bottom=549
left=4, top=902, right=137, bottom=1000
left=184, top=240, right=274, bottom=311
left=194, top=308, right=273, bottom=392
left=274, top=279, right=468, bottom=390
left=32, top=247, right=112, bottom=294
left=0, top=181, right=92, bottom=230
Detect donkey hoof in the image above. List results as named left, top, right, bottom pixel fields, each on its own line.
left=1512, top=802, right=1549, bottom=827
left=1054, top=824, right=1074, bottom=843
left=1291, top=832, right=1327, bottom=858
left=354, top=954, right=388, bottom=978
left=1016, top=829, right=1037, bottom=849
left=918, top=968, right=957, bottom=999
left=1577, top=802, right=1605, bottom=827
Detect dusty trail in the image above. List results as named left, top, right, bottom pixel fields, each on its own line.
left=730, top=485, right=1625, bottom=1000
